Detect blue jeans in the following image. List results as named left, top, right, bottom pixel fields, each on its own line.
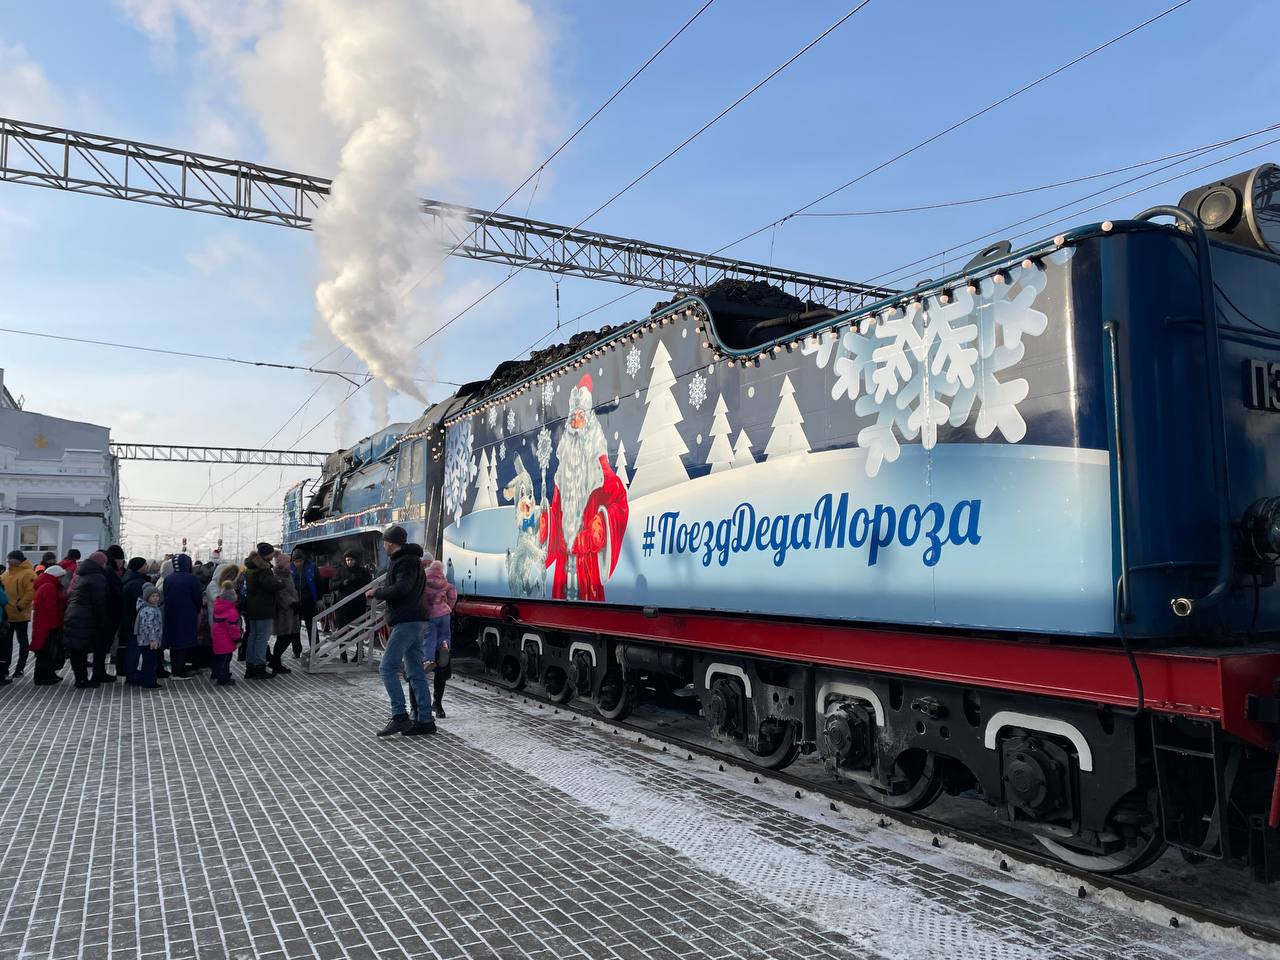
left=247, top=619, right=272, bottom=667
left=425, top=614, right=451, bottom=657
left=380, top=621, right=430, bottom=720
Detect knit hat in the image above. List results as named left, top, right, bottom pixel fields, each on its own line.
left=6, top=550, right=24, bottom=562
left=141, top=583, right=162, bottom=603
left=45, top=565, right=65, bottom=578
left=127, top=557, right=147, bottom=572
left=256, top=542, right=275, bottom=558
left=383, top=524, right=408, bottom=546
left=89, top=550, right=109, bottom=567
left=105, top=545, right=126, bottom=561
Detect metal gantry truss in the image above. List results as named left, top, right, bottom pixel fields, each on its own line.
left=0, top=117, right=894, bottom=310
left=122, top=502, right=280, bottom=515
left=111, top=444, right=329, bottom=467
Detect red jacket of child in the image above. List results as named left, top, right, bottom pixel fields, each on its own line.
left=210, top=595, right=242, bottom=656
left=30, top=571, right=67, bottom=653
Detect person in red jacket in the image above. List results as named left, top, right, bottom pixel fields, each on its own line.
left=30, top=565, right=68, bottom=686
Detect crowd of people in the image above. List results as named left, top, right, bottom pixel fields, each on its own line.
left=0, top=531, right=456, bottom=737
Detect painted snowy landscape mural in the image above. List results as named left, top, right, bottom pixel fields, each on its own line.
left=442, top=247, right=1117, bottom=636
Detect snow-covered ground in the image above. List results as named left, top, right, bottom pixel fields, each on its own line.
left=449, top=676, right=1280, bottom=960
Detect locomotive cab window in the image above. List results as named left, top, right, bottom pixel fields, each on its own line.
left=397, top=447, right=411, bottom=486
left=410, top=440, right=425, bottom=485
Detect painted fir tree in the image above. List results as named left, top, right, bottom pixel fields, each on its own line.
left=763, top=375, right=810, bottom=459
left=473, top=446, right=499, bottom=510
left=731, top=429, right=755, bottom=469
left=615, top=438, right=630, bottom=488
left=628, top=339, right=690, bottom=498
left=707, top=395, right=734, bottom=474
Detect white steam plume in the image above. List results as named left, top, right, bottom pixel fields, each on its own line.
left=119, top=0, right=552, bottom=404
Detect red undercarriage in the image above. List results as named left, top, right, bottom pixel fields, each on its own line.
left=457, top=597, right=1280, bottom=752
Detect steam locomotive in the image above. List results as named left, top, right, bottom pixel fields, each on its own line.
left=284, top=165, right=1280, bottom=880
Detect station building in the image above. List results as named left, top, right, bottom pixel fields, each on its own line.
left=0, top=368, right=120, bottom=559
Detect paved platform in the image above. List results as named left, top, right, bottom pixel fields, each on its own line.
left=0, top=665, right=1268, bottom=960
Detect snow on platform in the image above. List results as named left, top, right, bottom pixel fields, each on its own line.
left=0, top=666, right=1271, bottom=960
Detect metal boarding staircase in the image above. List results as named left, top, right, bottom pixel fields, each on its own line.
left=305, top=572, right=389, bottom=674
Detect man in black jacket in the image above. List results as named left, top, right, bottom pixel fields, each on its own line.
left=64, top=552, right=109, bottom=688
left=368, top=525, right=433, bottom=737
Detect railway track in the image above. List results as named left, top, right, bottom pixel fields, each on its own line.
left=453, top=662, right=1280, bottom=949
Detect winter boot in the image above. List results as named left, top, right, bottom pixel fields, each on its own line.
left=402, top=720, right=437, bottom=737
left=434, top=703, right=445, bottom=719
left=269, top=656, right=291, bottom=675
left=377, top=714, right=413, bottom=737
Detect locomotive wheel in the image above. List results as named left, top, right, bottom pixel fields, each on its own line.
left=740, top=719, right=799, bottom=770
left=1035, top=789, right=1166, bottom=875
left=854, top=751, right=944, bottom=812
left=497, top=654, right=526, bottom=691
left=542, top=666, right=574, bottom=704
left=595, top=672, right=633, bottom=721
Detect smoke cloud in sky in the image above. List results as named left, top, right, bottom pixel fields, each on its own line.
left=118, top=0, right=553, bottom=405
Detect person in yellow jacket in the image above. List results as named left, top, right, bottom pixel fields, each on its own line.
left=1, top=550, right=36, bottom=683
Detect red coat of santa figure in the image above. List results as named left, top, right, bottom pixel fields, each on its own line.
left=539, top=374, right=629, bottom=601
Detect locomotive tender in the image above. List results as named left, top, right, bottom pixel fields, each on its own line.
left=285, top=166, right=1280, bottom=879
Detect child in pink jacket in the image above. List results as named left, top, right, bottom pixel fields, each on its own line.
left=421, top=558, right=457, bottom=718
left=210, top=578, right=242, bottom=687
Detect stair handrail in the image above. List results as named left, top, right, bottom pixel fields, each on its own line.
left=308, top=571, right=387, bottom=663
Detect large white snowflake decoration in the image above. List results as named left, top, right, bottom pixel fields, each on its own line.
left=820, top=249, right=1070, bottom=477
left=687, top=372, right=708, bottom=410
left=506, top=408, right=516, bottom=432
left=443, top=419, right=478, bottom=524
left=541, top=382, right=555, bottom=408
left=498, top=439, right=507, bottom=462
left=486, top=407, right=498, bottom=430
left=625, top=345, right=642, bottom=379
left=535, top=426, right=553, bottom=477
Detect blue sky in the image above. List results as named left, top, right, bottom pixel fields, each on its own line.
left=1, top=0, right=1276, bottom=557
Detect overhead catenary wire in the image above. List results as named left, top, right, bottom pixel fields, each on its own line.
left=791, top=123, right=1280, bottom=218
left=873, top=127, right=1280, bottom=289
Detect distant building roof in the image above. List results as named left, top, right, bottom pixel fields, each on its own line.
left=0, top=407, right=111, bottom=459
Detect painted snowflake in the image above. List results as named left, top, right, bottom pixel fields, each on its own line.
left=443, top=420, right=478, bottom=524
left=626, top=345, right=642, bottom=379
left=816, top=249, right=1071, bottom=477
left=506, top=408, right=516, bottom=432
left=498, top=439, right=507, bottom=462
left=541, top=382, right=555, bottom=408
left=486, top=407, right=498, bottom=430
left=687, top=372, right=708, bottom=410
left=534, top=426, right=553, bottom=499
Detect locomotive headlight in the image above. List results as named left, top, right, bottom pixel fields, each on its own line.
left=1179, top=163, right=1280, bottom=255
left=1241, top=497, right=1280, bottom=562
